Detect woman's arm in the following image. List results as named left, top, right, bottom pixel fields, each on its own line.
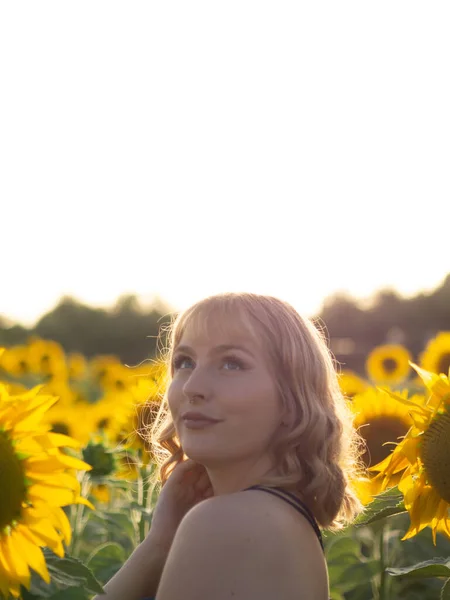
left=91, top=533, right=170, bottom=600
left=91, top=458, right=213, bottom=599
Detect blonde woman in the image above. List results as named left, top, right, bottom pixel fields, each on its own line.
left=95, top=292, right=364, bottom=600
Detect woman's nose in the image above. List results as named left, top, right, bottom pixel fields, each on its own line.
left=182, top=365, right=212, bottom=400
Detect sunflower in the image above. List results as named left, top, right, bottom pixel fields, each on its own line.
left=111, top=378, right=162, bottom=465
left=88, top=356, right=125, bottom=390
left=87, top=390, right=133, bottom=440
left=82, top=435, right=140, bottom=504
left=0, top=346, right=31, bottom=378
left=40, top=400, right=95, bottom=446
left=337, top=370, right=369, bottom=399
left=90, top=484, right=111, bottom=504
left=82, top=438, right=117, bottom=506
left=0, top=382, right=94, bottom=598
left=350, top=386, right=421, bottom=505
left=366, top=344, right=412, bottom=385
left=370, top=363, right=450, bottom=544
left=38, top=375, right=77, bottom=407
left=419, top=331, right=450, bottom=377
left=27, top=338, right=68, bottom=378
left=67, top=353, right=87, bottom=381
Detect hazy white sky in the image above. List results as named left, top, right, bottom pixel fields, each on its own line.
left=1, top=2, right=449, bottom=327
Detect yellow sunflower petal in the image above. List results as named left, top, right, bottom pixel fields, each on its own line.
left=24, top=454, right=76, bottom=473
left=0, top=545, right=13, bottom=587
left=431, top=500, right=449, bottom=546
left=11, top=528, right=50, bottom=584
left=27, top=451, right=92, bottom=472
left=10, top=396, right=60, bottom=431
left=28, top=484, right=79, bottom=506
left=49, top=451, right=93, bottom=472
left=24, top=520, right=64, bottom=557
left=27, top=471, right=81, bottom=490
left=35, top=432, right=82, bottom=450
left=370, top=448, right=408, bottom=477
left=377, top=387, right=430, bottom=417
left=399, top=476, right=441, bottom=540
left=74, top=495, right=95, bottom=510
left=2, top=534, right=31, bottom=588
left=47, top=506, right=72, bottom=545
left=400, top=436, right=420, bottom=464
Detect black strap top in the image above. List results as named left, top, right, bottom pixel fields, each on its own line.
left=243, top=485, right=324, bottom=552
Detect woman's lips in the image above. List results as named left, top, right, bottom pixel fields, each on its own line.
left=182, top=419, right=221, bottom=430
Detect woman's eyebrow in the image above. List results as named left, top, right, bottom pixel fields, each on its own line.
left=174, top=344, right=255, bottom=358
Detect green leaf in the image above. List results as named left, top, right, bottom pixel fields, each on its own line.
left=329, top=592, right=345, bottom=600
left=353, top=486, right=405, bottom=527
left=45, top=550, right=104, bottom=593
left=19, top=588, right=39, bottom=600
left=387, top=557, right=450, bottom=579
left=26, top=550, right=104, bottom=597
left=82, top=509, right=136, bottom=556
left=330, top=559, right=380, bottom=593
left=87, top=510, right=136, bottom=541
left=357, top=502, right=406, bottom=526
left=326, top=534, right=380, bottom=596
left=326, top=536, right=362, bottom=563
left=86, top=542, right=127, bottom=584
left=43, top=588, right=89, bottom=600
left=441, top=578, right=450, bottom=600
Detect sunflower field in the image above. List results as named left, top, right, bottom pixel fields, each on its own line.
left=1, top=333, right=450, bottom=600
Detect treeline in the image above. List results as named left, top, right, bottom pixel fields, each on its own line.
left=320, top=273, right=450, bottom=374
left=0, top=295, right=173, bottom=367
left=1, top=275, right=450, bottom=375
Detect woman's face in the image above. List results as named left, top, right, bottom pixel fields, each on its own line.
left=167, top=319, right=283, bottom=468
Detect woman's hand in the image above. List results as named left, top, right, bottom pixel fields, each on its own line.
left=147, top=458, right=214, bottom=554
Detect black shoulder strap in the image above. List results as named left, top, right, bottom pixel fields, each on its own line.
left=243, top=485, right=324, bottom=552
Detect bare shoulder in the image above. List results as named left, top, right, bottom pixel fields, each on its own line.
left=155, top=491, right=329, bottom=600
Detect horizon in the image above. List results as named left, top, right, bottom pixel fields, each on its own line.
left=2, top=271, right=448, bottom=329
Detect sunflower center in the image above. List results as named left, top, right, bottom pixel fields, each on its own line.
left=361, top=416, right=408, bottom=468
left=19, top=360, right=29, bottom=374
left=382, top=358, right=398, bottom=374
left=420, top=409, right=450, bottom=503
left=51, top=422, right=71, bottom=436
left=97, top=418, right=110, bottom=429
left=41, top=355, right=51, bottom=369
left=0, top=431, right=27, bottom=530
left=437, top=353, right=450, bottom=376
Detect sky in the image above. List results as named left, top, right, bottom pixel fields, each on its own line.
left=1, top=2, right=449, bottom=327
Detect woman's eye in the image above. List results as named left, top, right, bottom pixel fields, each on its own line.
left=173, top=355, right=244, bottom=371
left=173, top=356, right=193, bottom=370
left=222, top=356, right=244, bottom=370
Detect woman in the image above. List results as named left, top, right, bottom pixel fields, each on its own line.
left=95, top=292, right=365, bottom=599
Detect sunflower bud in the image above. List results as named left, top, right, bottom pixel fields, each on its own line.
left=82, top=441, right=116, bottom=478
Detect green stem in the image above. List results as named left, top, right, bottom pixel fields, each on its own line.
left=69, top=473, right=91, bottom=557
left=139, top=465, right=151, bottom=543
left=379, top=523, right=388, bottom=600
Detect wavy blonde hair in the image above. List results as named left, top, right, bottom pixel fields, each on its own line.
left=148, top=292, right=365, bottom=530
